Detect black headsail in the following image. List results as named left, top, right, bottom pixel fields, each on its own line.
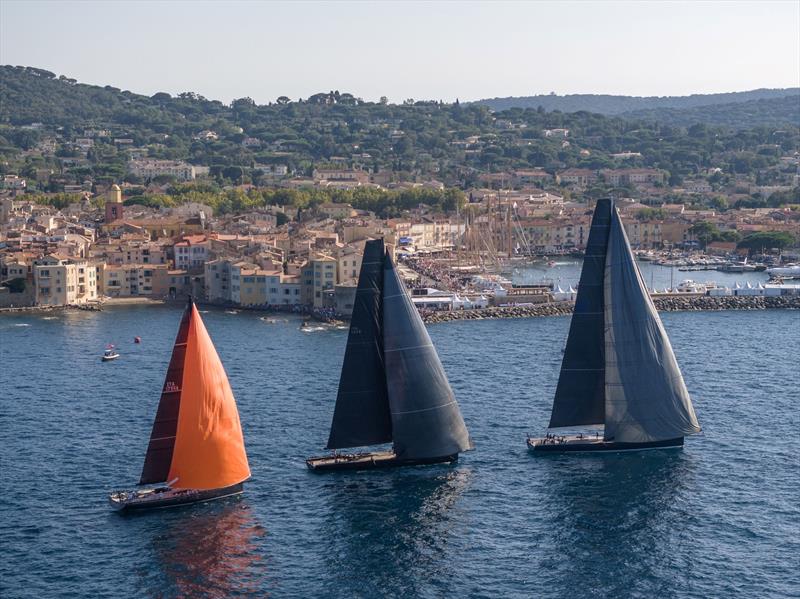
left=326, top=239, right=393, bottom=449
left=139, top=300, right=192, bottom=485
left=603, top=206, right=701, bottom=442
left=548, top=199, right=612, bottom=429
left=382, top=250, right=472, bottom=460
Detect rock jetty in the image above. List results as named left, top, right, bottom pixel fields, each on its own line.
left=421, top=295, right=800, bottom=324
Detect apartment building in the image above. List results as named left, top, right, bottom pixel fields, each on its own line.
left=128, top=159, right=196, bottom=181
left=173, top=235, right=209, bottom=270
left=206, top=257, right=302, bottom=305
left=556, top=169, right=596, bottom=187
left=336, top=245, right=363, bottom=282
left=98, top=263, right=170, bottom=297
left=301, top=254, right=338, bottom=308
left=33, top=255, right=97, bottom=306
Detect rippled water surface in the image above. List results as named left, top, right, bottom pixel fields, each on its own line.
left=1, top=306, right=798, bottom=598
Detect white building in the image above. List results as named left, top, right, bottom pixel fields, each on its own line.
left=128, top=159, right=196, bottom=181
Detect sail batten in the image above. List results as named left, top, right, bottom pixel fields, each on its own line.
left=382, top=252, right=472, bottom=460
left=326, top=239, right=393, bottom=450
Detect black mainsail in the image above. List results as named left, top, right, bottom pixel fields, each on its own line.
left=326, top=239, right=392, bottom=449
left=545, top=198, right=700, bottom=444
left=321, top=238, right=472, bottom=461
left=548, top=199, right=611, bottom=429
left=382, top=252, right=473, bottom=460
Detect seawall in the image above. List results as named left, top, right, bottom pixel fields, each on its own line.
left=422, top=295, right=800, bottom=324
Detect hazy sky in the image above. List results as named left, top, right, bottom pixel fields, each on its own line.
left=1, top=1, right=798, bottom=104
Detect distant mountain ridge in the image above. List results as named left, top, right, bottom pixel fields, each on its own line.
left=473, top=89, right=800, bottom=115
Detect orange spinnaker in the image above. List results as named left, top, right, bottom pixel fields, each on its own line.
left=168, top=305, right=250, bottom=490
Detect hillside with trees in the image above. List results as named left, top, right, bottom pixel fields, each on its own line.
left=473, top=88, right=800, bottom=123
left=1, top=65, right=798, bottom=209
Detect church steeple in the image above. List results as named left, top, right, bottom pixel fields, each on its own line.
left=105, top=184, right=123, bottom=222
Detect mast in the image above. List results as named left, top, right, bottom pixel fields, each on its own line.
left=326, top=238, right=392, bottom=449
left=603, top=206, right=701, bottom=442
left=382, top=250, right=472, bottom=459
left=547, top=199, right=612, bottom=429
left=140, top=300, right=250, bottom=489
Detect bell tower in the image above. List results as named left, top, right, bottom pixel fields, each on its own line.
left=105, top=184, right=123, bottom=222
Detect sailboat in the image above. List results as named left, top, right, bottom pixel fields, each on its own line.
left=306, top=238, right=473, bottom=471
left=109, top=299, right=250, bottom=510
left=527, top=199, right=701, bottom=453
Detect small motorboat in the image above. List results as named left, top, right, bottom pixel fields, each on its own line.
left=102, top=347, right=120, bottom=362
left=225, top=309, right=239, bottom=315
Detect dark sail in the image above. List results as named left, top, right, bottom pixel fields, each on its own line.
left=603, top=207, right=701, bottom=442
left=326, top=239, right=393, bottom=449
left=548, top=199, right=612, bottom=429
left=139, top=301, right=192, bottom=485
left=382, top=251, right=472, bottom=460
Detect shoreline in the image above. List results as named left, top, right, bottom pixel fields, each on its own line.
left=421, top=295, right=800, bottom=324
left=2, top=295, right=798, bottom=320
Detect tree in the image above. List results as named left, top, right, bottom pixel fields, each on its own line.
left=689, top=221, right=719, bottom=248
left=276, top=96, right=291, bottom=105
left=737, top=231, right=795, bottom=253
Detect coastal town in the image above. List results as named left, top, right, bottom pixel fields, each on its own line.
left=1, top=67, right=799, bottom=317
left=2, top=171, right=799, bottom=317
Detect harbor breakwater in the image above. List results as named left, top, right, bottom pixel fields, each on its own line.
left=422, top=295, right=800, bottom=324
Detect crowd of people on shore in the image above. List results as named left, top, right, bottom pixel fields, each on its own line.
left=401, top=257, right=464, bottom=292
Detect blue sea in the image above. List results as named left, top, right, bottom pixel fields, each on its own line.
left=1, top=305, right=798, bottom=598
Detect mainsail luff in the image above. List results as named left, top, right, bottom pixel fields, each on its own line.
left=603, top=206, right=701, bottom=442
left=547, top=199, right=612, bottom=429
left=326, top=239, right=393, bottom=449
left=139, top=302, right=192, bottom=485
left=382, top=251, right=472, bottom=459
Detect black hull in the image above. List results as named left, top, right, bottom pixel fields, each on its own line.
left=110, top=482, right=244, bottom=512
left=528, top=436, right=684, bottom=453
left=306, top=452, right=458, bottom=472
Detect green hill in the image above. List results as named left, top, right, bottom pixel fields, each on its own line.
left=474, top=89, right=800, bottom=127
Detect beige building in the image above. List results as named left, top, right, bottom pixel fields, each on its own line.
left=336, top=245, right=363, bottom=283
left=301, top=254, right=338, bottom=308
left=34, top=255, right=98, bottom=306
left=98, top=263, right=170, bottom=297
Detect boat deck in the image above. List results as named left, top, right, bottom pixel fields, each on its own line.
left=109, top=482, right=243, bottom=511
left=306, top=451, right=457, bottom=472
left=527, top=434, right=683, bottom=453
